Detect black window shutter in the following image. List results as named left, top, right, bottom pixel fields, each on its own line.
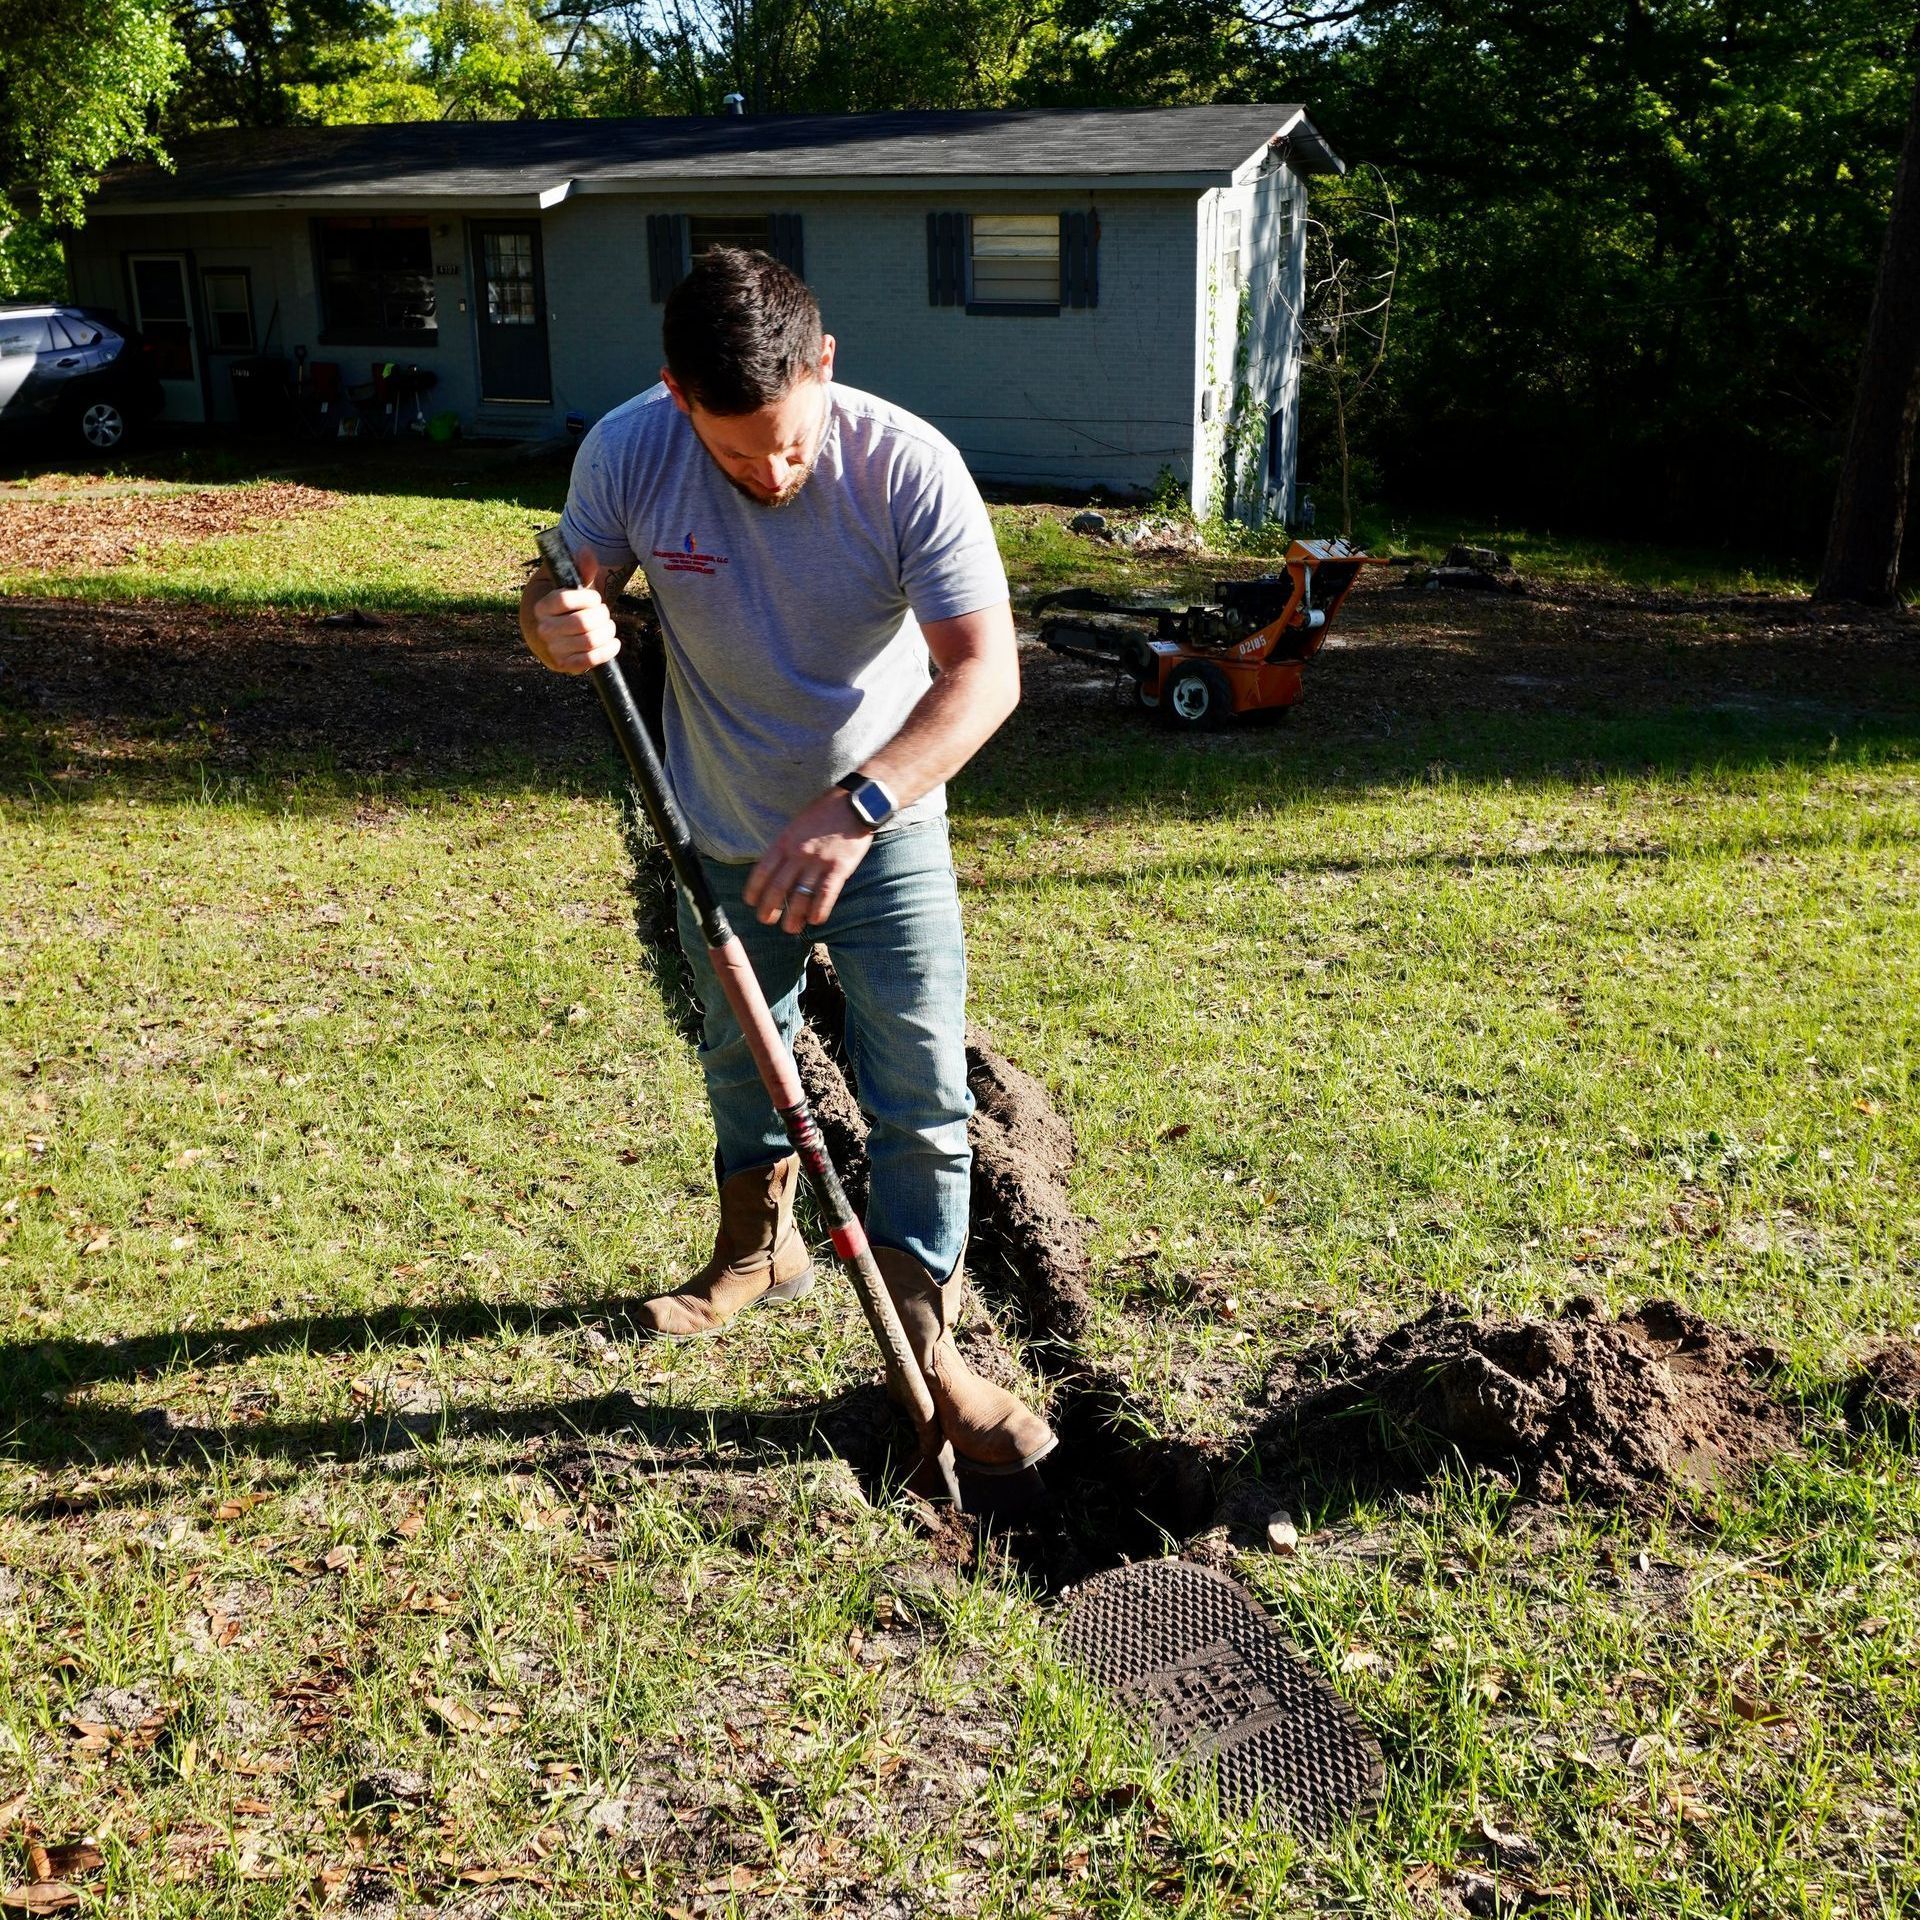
left=769, top=212, right=805, bottom=278
left=1061, top=209, right=1100, bottom=309
left=647, top=213, right=687, bottom=303
left=926, top=211, right=964, bottom=306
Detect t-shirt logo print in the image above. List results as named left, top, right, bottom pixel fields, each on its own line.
left=654, top=529, right=730, bottom=576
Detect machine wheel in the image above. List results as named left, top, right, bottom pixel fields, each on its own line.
left=1122, top=638, right=1159, bottom=710
left=1161, top=662, right=1233, bottom=730
left=76, top=400, right=130, bottom=455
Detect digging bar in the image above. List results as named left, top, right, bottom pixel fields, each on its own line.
left=536, top=527, right=965, bottom=1511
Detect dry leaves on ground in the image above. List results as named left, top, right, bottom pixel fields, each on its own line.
left=0, top=484, right=336, bottom=572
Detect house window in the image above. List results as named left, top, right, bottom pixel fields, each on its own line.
left=203, top=270, right=254, bottom=350
left=481, top=231, right=537, bottom=325
left=690, top=214, right=773, bottom=257
left=313, top=217, right=437, bottom=343
left=1221, top=209, right=1243, bottom=288
left=969, top=214, right=1059, bottom=311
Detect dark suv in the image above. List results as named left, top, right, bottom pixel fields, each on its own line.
left=0, top=306, right=166, bottom=456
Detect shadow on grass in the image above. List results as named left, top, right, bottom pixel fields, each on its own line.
left=982, top=813, right=1920, bottom=896
left=4, top=583, right=1919, bottom=816
left=1, top=1297, right=914, bottom=1509
left=0, top=1308, right=1260, bottom=1578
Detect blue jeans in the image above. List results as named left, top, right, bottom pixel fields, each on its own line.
left=676, top=817, right=973, bottom=1279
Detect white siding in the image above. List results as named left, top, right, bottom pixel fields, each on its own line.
left=1245, top=165, right=1307, bottom=523
left=1191, top=165, right=1305, bottom=524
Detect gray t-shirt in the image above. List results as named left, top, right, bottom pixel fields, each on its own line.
left=559, top=381, right=1008, bottom=863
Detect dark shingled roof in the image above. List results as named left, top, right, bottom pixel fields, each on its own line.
left=94, top=107, right=1341, bottom=207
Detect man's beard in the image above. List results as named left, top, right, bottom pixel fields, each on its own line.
left=698, top=382, right=829, bottom=509
left=724, top=457, right=816, bottom=510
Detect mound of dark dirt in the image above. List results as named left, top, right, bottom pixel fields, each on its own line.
left=793, top=951, right=1092, bottom=1347
left=1261, top=1297, right=1797, bottom=1510
left=963, top=1032, right=1092, bottom=1345
left=1844, top=1341, right=1920, bottom=1441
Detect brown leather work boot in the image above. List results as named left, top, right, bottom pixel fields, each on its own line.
left=871, top=1244, right=1058, bottom=1475
left=637, top=1155, right=814, bottom=1339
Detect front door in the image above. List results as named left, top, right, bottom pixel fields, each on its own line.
left=128, top=254, right=205, bottom=423
left=471, top=223, right=552, bottom=402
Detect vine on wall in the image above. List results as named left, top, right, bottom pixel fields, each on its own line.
left=1217, top=282, right=1264, bottom=524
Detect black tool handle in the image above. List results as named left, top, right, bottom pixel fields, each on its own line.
left=534, top=531, right=731, bottom=949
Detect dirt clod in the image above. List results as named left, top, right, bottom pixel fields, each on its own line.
left=70, top=1683, right=161, bottom=1733
left=1262, top=1297, right=1797, bottom=1510
left=345, top=1767, right=430, bottom=1813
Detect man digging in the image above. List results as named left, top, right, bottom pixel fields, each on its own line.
left=518, top=247, right=1057, bottom=1478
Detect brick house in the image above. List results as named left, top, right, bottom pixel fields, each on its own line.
left=75, top=107, right=1343, bottom=518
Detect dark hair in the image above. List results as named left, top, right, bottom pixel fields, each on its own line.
left=662, top=248, right=823, bottom=415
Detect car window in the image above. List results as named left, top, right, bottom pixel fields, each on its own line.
left=0, top=317, right=52, bottom=356
left=59, top=316, right=105, bottom=348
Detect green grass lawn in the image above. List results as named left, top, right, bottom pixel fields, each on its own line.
left=2, top=447, right=1918, bottom=1915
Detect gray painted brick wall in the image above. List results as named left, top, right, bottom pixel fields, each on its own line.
left=67, top=181, right=1304, bottom=506
left=545, top=188, right=1199, bottom=493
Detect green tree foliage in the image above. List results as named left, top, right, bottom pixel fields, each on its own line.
left=184, top=0, right=636, bottom=125
left=1818, top=37, right=1920, bottom=603
left=634, top=0, right=1068, bottom=114
left=166, top=0, right=397, bottom=130
left=1028, top=0, right=1914, bottom=546
left=282, top=15, right=443, bottom=121
left=417, top=0, right=578, bottom=117
left=1291, top=1, right=1911, bottom=544
left=0, top=0, right=183, bottom=297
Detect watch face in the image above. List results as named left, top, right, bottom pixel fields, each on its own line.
left=848, top=777, right=893, bottom=827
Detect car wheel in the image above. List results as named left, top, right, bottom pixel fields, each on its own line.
left=1161, top=662, right=1233, bottom=729
left=78, top=400, right=128, bottom=453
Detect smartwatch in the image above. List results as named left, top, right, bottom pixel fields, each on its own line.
left=837, top=771, right=898, bottom=830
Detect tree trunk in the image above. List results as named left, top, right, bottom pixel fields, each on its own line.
left=1817, top=44, right=1920, bottom=605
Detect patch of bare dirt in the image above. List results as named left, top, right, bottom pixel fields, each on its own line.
left=0, top=482, right=337, bottom=571
left=0, top=597, right=595, bottom=783
left=1260, top=1296, right=1798, bottom=1511
left=1011, top=569, right=1920, bottom=765
left=10, top=562, right=1915, bottom=796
